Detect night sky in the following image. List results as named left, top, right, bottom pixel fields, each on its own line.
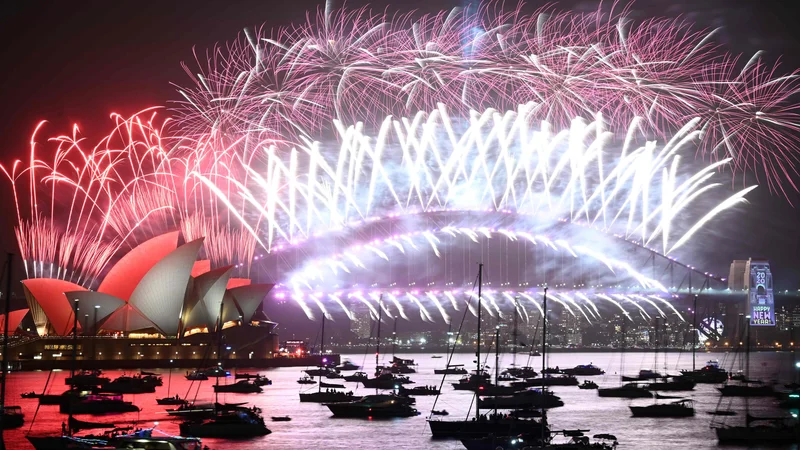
left=1, top=0, right=800, bottom=333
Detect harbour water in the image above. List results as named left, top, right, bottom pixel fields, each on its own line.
left=4, top=351, right=799, bottom=449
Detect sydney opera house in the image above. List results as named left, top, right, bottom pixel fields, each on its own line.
left=3, top=232, right=313, bottom=370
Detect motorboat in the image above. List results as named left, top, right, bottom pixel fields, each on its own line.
left=562, top=364, right=605, bottom=376
left=598, top=383, right=652, bottom=398
left=511, top=375, right=579, bottom=387
left=630, top=399, right=695, bottom=417
left=213, top=380, right=263, bottom=394
left=398, top=385, right=440, bottom=396
left=343, top=371, right=368, bottom=382
left=234, top=372, right=259, bottom=379
left=179, top=409, right=271, bottom=438
left=305, top=367, right=339, bottom=377
left=360, top=371, right=413, bottom=390
left=336, top=360, right=360, bottom=371
left=644, top=378, right=696, bottom=391
left=99, top=374, right=162, bottom=394
left=65, top=370, right=109, bottom=387
left=622, top=369, right=662, bottom=382
left=21, top=391, right=41, bottom=399
left=253, top=375, right=272, bottom=386
left=185, top=370, right=208, bottom=381
left=431, top=409, right=449, bottom=416
left=434, top=364, right=468, bottom=375
left=503, top=366, right=538, bottom=379
left=477, top=388, right=564, bottom=409
left=271, top=416, right=291, bottom=422
left=299, top=390, right=356, bottom=403
left=60, top=392, right=140, bottom=415
left=0, top=406, right=24, bottom=429
left=325, top=394, right=419, bottom=418
left=429, top=413, right=549, bottom=439
left=578, top=380, right=598, bottom=390
left=715, top=419, right=800, bottom=444
left=156, top=395, right=188, bottom=406
left=108, top=428, right=202, bottom=450
left=320, top=382, right=346, bottom=389
left=461, top=430, right=616, bottom=450
left=679, top=359, right=729, bottom=384
left=297, top=376, right=317, bottom=385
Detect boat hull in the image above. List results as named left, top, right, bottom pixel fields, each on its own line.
left=325, top=403, right=418, bottom=418
left=428, top=418, right=548, bottom=439
left=716, top=426, right=800, bottom=443
left=630, top=406, right=694, bottom=417
left=299, top=392, right=354, bottom=403
left=27, top=435, right=107, bottom=450
left=179, top=421, right=271, bottom=438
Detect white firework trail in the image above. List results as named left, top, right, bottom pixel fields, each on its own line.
left=545, top=292, right=576, bottom=317
left=352, top=292, right=380, bottom=321
left=597, top=294, right=631, bottom=320
left=329, top=294, right=355, bottom=320
left=562, top=293, right=596, bottom=321
left=427, top=292, right=451, bottom=324
left=444, top=291, right=460, bottom=311
left=406, top=293, right=434, bottom=322
left=575, top=292, right=602, bottom=319
left=467, top=291, right=496, bottom=318
left=370, top=293, right=395, bottom=319
left=649, top=295, right=686, bottom=322
left=616, top=294, right=652, bottom=320
left=520, top=292, right=545, bottom=317
left=483, top=292, right=504, bottom=319
left=387, top=293, right=410, bottom=320
left=632, top=294, right=667, bottom=319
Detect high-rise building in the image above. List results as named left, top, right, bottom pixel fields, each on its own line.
left=728, top=260, right=749, bottom=290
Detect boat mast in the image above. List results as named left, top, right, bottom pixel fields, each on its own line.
left=0, top=253, right=13, bottom=434
left=1, top=254, right=12, bottom=431
left=476, top=263, right=482, bottom=422
left=375, top=296, right=382, bottom=394
left=512, top=296, right=518, bottom=368
left=215, top=302, right=223, bottom=406
left=69, top=294, right=79, bottom=435
left=494, top=325, right=500, bottom=417
left=318, top=314, right=325, bottom=393
left=392, top=318, right=397, bottom=359
left=541, top=287, right=547, bottom=450
left=692, top=294, right=697, bottom=372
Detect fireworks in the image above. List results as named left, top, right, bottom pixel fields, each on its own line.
left=6, top=2, right=800, bottom=324
left=175, top=3, right=800, bottom=198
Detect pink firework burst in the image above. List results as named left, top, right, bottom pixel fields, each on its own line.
left=173, top=2, right=800, bottom=200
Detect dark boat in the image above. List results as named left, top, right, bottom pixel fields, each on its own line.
left=343, top=371, right=368, bottom=382
left=336, top=360, right=360, bottom=371
left=461, top=430, right=615, bottom=450
left=503, top=366, right=538, bottom=379
left=108, top=429, right=202, bottom=449
left=234, top=372, right=259, bottom=379
left=630, top=399, right=695, bottom=417
left=598, top=383, right=652, bottom=398
left=299, top=390, right=356, bottom=403
left=271, top=416, right=291, bottom=422
left=431, top=355, right=443, bottom=359
left=398, top=385, right=440, bottom=396
left=511, top=375, right=579, bottom=387
left=167, top=402, right=217, bottom=419
left=21, top=391, right=41, bottom=399
left=99, top=374, right=161, bottom=394
left=60, top=392, right=140, bottom=415
left=325, top=371, right=344, bottom=379
left=325, top=394, right=419, bottom=418
left=621, top=369, right=662, bottom=382
left=434, top=364, right=468, bottom=375
left=0, top=406, right=24, bottom=429
left=578, top=380, right=598, bottom=390
left=717, top=384, right=774, bottom=397
left=213, top=380, right=263, bottom=394
left=320, top=382, right=346, bottom=389
left=67, top=416, right=116, bottom=433
left=297, top=376, right=317, bottom=384
left=156, top=395, right=188, bottom=406
left=429, top=414, right=550, bottom=439
left=179, top=409, right=271, bottom=438
left=451, top=373, right=494, bottom=391
left=541, top=367, right=564, bottom=375
left=477, top=389, right=564, bottom=410
left=360, top=371, right=413, bottom=390
left=253, top=376, right=272, bottom=386
left=496, top=373, right=518, bottom=381
left=185, top=370, right=208, bottom=381
left=715, top=418, right=800, bottom=444
left=387, top=356, right=416, bottom=374
left=679, top=359, right=729, bottom=384
left=643, top=378, right=696, bottom=391
left=305, top=367, right=338, bottom=377
left=562, top=364, right=605, bottom=376
left=431, top=409, right=449, bottom=416
left=65, top=370, right=109, bottom=388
